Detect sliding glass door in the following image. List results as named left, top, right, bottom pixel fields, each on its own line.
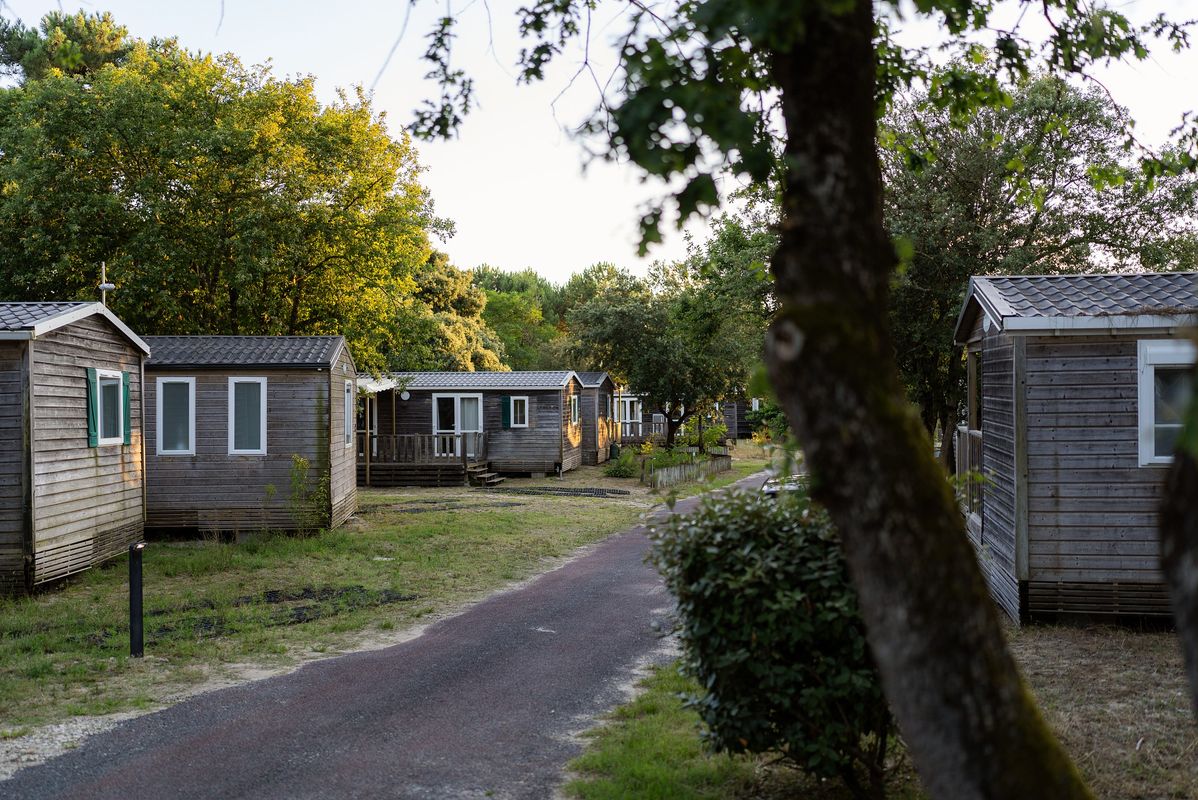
left=432, top=394, right=483, bottom=457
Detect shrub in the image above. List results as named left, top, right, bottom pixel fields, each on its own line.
left=746, top=401, right=788, bottom=442
left=649, top=489, right=893, bottom=799
left=680, top=422, right=728, bottom=450
left=603, top=448, right=638, bottom=478
left=647, top=447, right=692, bottom=470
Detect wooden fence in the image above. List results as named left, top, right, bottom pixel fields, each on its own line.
left=643, top=455, right=733, bottom=489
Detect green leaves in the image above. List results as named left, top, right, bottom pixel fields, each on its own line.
left=648, top=488, right=891, bottom=789
left=0, top=35, right=451, bottom=373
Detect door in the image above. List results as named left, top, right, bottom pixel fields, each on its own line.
left=433, top=394, right=483, bottom=457
left=459, top=396, right=481, bottom=457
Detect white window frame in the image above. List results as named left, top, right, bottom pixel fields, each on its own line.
left=96, top=368, right=124, bottom=446
left=156, top=377, right=196, bottom=456
left=228, top=377, right=268, bottom=456
left=510, top=396, right=529, bottom=428
left=431, top=393, right=485, bottom=435
left=1137, top=339, right=1196, bottom=466
left=344, top=380, right=355, bottom=448
left=570, top=394, right=580, bottom=426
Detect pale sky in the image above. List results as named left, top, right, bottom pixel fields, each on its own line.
left=0, top=1, right=1195, bottom=284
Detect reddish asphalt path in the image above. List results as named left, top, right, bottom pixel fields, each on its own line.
left=6, top=473, right=767, bottom=800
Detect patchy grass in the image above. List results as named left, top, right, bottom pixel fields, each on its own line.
left=0, top=481, right=649, bottom=729
left=1009, top=623, right=1198, bottom=799
left=568, top=624, right=1197, bottom=799
left=564, top=664, right=920, bottom=800
left=563, top=665, right=761, bottom=800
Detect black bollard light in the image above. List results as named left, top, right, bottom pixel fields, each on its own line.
left=129, top=541, right=146, bottom=658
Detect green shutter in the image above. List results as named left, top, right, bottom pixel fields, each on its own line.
left=85, top=367, right=98, bottom=447
left=122, top=371, right=132, bottom=445
left=500, top=395, right=511, bottom=429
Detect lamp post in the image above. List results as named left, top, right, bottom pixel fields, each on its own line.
left=129, top=541, right=145, bottom=658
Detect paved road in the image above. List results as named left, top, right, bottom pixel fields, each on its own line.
left=7, top=473, right=767, bottom=800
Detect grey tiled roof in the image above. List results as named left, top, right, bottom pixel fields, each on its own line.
left=975, top=273, right=1198, bottom=318
left=145, top=336, right=344, bottom=369
left=576, top=371, right=610, bottom=387
left=393, top=371, right=575, bottom=390
left=0, top=302, right=89, bottom=330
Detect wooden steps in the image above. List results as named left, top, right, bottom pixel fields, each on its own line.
left=359, top=462, right=503, bottom=488
left=467, top=464, right=505, bottom=488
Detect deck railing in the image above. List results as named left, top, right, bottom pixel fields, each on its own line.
left=356, top=432, right=488, bottom=467
left=954, top=425, right=984, bottom=516
left=617, top=420, right=667, bottom=443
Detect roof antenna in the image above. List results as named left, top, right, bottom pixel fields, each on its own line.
left=99, top=262, right=115, bottom=307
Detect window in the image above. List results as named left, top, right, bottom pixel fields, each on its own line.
left=228, top=377, right=267, bottom=455
left=344, top=381, right=355, bottom=447
left=157, top=377, right=195, bottom=455
left=86, top=368, right=128, bottom=447
left=570, top=395, right=580, bottom=425
left=750, top=397, right=761, bottom=412
left=98, top=371, right=123, bottom=444
left=510, top=396, right=529, bottom=428
left=1138, top=340, right=1196, bottom=466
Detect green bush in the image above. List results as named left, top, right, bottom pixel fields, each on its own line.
left=746, top=401, right=788, bottom=442
left=680, top=422, right=728, bottom=450
left=603, top=448, right=639, bottom=478
left=649, top=489, right=893, bottom=799
left=647, top=447, right=692, bottom=469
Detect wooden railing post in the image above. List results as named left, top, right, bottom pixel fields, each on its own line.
left=364, top=432, right=372, bottom=486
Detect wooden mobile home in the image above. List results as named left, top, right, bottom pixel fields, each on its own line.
left=143, top=336, right=357, bottom=532
left=359, top=371, right=583, bottom=485
left=577, top=372, right=615, bottom=465
left=0, top=302, right=149, bottom=593
left=953, top=273, right=1196, bottom=621
left=720, top=398, right=758, bottom=440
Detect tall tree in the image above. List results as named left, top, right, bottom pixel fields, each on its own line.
left=412, top=1, right=1197, bottom=795
left=389, top=251, right=506, bottom=371
left=885, top=68, right=1198, bottom=468
left=0, top=29, right=451, bottom=372
left=569, top=260, right=761, bottom=445
left=472, top=264, right=569, bottom=368
left=0, top=10, right=131, bottom=80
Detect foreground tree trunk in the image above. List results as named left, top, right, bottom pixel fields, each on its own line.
left=1160, top=413, right=1198, bottom=716
left=764, top=2, right=1091, bottom=797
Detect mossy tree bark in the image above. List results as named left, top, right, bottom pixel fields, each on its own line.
left=764, top=2, right=1092, bottom=797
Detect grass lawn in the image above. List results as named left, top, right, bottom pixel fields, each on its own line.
left=0, top=479, right=649, bottom=732
left=0, top=447, right=772, bottom=737
left=564, top=624, right=1198, bottom=799
left=564, top=664, right=922, bottom=800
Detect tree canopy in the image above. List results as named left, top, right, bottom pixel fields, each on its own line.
left=0, top=16, right=481, bottom=373
left=884, top=66, right=1198, bottom=460
left=568, top=231, right=769, bottom=445
left=0, top=10, right=131, bottom=80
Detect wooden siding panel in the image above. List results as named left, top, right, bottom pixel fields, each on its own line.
left=145, top=368, right=334, bottom=530
left=328, top=346, right=358, bottom=528
left=978, top=327, right=1019, bottom=621
left=561, top=377, right=582, bottom=472
left=0, top=342, right=27, bottom=592
left=1024, top=335, right=1170, bottom=588
left=581, top=382, right=613, bottom=465
left=30, top=316, right=143, bottom=585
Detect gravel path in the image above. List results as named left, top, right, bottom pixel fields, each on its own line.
left=5, top=473, right=767, bottom=800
